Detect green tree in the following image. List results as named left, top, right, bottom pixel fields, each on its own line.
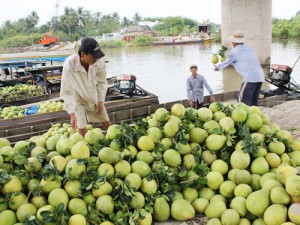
left=122, top=17, right=132, bottom=26
left=152, top=16, right=185, bottom=36
left=60, top=7, right=78, bottom=40
left=133, top=12, right=142, bottom=25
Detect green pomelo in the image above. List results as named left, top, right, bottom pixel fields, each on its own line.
left=129, top=192, right=145, bottom=208
left=206, top=171, right=224, bottom=190
left=213, top=111, right=226, bottom=122
left=65, top=158, right=86, bottom=179
left=97, top=163, right=114, bottom=176
left=177, top=142, right=192, bottom=155
left=114, top=160, right=131, bottom=178
left=205, top=200, right=227, bottom=219
left=209, top=102, right=221, bottom=113
left=270, top=187, right=291, bottom=205
left=250, top=157, right=269, bottom=175
left=64, top=180, right=82, bottom=198
left=201, top=150, right=217, bottom=165
left=192, top=198, right=209, bottom=214
left=277, top=130, right=293, bottom=143
left=189, top=127, right=208, bottom=144
left=234, top=184, right=252, bottom=198
left=219, top=117, right=236, bottom=134
left=168, top=115, right=182, bottom=124
left=163, top=122, right=179, bottom=138
left=230, top=150, right=250, bottom=169
left=198, top=187, right=215, bottom=200
left=153, top=197, right=171, bottom=222
left=245, top=113, right=263, bottom=131
left=198, top=108, right=213, bottom=122
left=246, top=188, right=270, bottom=216
left=171, top=199, right=195, bottom=221
left=171, top=103, right=186, bottom=118
left=8, top=192, right=28, bottom=211
left=69, top=214, right=87, bottom=225
left=211, top=159, right=228, bottom=175
left=231, top=107, right=247, bottom=123
left=2, top=176, right=22, bottom=194
left=289, top=141, right=300, bottom=151
left=161, top=138, right=173, bottom=150
left=147, top=127, right=162, bottom=143
left=210, top=194, right=226, bottom=203
left=56, top=137, right=73, bottom=155
left=183, top=154, right=197, bottom=169
left=106, top=124, right=121, bottom=140
left=234, top=169, right=251, bottom=184
left=67, top=198, right=88, bottom=216
left=263, top=204, right=287, bottom=225
left=185, top=107, right=198, bottom=119
left=221, top=209, right=240, bottom=225
left=286, top=175, right=300, bottom=197
left=131, top=160, right=151, bottom=178
left=0, top=210, right=17, bottom=225
left=261, top=179, right=283, bottom=190
left=30, top=146, right=47, bottom=158
left=40, top=175, right=61, bottom=194
left=14, top=140, right=29, bottom=153
left=71, top=141, right=90, bottom=159
left=276, top=163, right=298, bottom=184
left=265, top=153, right=281, bottom=168
left=219, top=180, right=236, bottom=198
left=92, top=181, right=112, bottom=197
left=50, top=155, right=67, bottom=172
left=137, top=136, right=155, bottom=151
left=250, top=174, right=262, bottom=191
left=0, top=146, right=15, bottom=162
left=141, top=178, right=158, bottom=195
left=98, top=147, right=120, bottom=164
left=46, top=135, right=60, bottom=151
left=205, top=134, right=226, bottom=151
left=48, top=188, right=69, bottom=209
left=84, top=130, right=104, bottom=145
left=16, top=203, right=37, bottom=222
left=230, top=196, right=247, bottom=217
left=182, top=187, right=198, bottom=203
left=0, top=138, right=10, bottom=149
left=206, top=218, right=222, bottom=225
left=154, top=108, right=170, bottom=122
left=203, top=120, right=221, bottom=132
left=69, top=133, right=84, bottom=145
left=163, top=149, right=181, bottom=167
left=124, top=173, right=142, bottom=190
left=251, top=132, right=265, bottom=145
left=137, top=212, right=152, bottom=225
left=96, top=195, right=114, bottom=215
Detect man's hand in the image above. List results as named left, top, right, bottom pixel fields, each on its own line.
left=96, top=101, right=104, bottom=114
left=214, top=65, right=219, bottom=72
left=188, top=100, right=194, bottom=108
left=210, top=96, right=216, bottom=102
left=70, top=113, right=77, bottom=128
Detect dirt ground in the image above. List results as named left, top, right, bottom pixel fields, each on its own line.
left=259, top=99, right=300, bottom=140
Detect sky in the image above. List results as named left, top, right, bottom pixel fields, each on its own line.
left=0, top=0, right=299, bottom=26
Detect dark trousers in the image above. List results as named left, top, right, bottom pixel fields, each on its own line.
left=238, top=82, right=263, bottom=106
left=193, top=100, right=203, bottom=109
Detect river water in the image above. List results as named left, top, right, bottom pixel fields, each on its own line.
left=104, top=40, right=300, bottom=103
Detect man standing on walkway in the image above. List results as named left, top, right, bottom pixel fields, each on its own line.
left=186, top=64, right=215, bottom=109
left=60, top=37, right=111, bottom=136
left=214, top=31, right=265, bottom=106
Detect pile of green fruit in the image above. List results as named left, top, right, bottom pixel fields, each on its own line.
left=212, top=45, right=228, bottom=64
left=0, top=101, right=299, bottom=225
left=0, top=106, right=25, bottom=120
left=0, top=84, right=44, bottom=104
left=0, top=101, right=64, bottom=121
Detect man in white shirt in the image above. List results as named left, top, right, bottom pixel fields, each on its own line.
left=60, top=37, right=111, bottom=136
left=214, top=31, right=265, bottom=106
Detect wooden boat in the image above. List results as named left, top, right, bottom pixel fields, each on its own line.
left=0, top=90, right=293, bottom=143
left=153, top=37, right=213, bottom=46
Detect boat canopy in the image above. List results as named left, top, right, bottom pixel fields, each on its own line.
left=0, top=60, right=47, bottom=69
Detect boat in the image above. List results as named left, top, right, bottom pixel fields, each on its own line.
left=153, top=37, right=213, bottom=46
left=0, top=90, right=295, bottom=143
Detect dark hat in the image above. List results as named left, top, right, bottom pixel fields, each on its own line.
left=81, top=37, right=105, bottom=59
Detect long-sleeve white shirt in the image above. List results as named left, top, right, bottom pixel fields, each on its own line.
left=60, top=54, right=108, bottom=114
left=217, top=43, right=264, bottom=83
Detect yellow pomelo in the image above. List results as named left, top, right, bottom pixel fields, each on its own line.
left=71, top=141, right=90, bottom=159
left=171, top=103, right=186, bottom=118
left=263, top=204, right=287, bottom=225
left=137, top=212, right=152, bottom=225
left=137, top=136, right=155, bottom=151
left=69, top=214, right=87, bottom=225
left=2, top=176, right=22, bottom=194
left=265, top=153, right=281, bottom=168
left=114, top=160, right=131, bottom=178
left=276, top=163, right=298, bottom=184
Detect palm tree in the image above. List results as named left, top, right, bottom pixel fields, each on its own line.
left=60, top=7, right=78, bottom=40
left=122, top=17, right=131, bottom=27
left=112, top=12, right=120, bottom=23
left=29, top=11, right=39, bottom=27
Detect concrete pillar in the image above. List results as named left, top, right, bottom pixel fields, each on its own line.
left=221, top=0, right=272, bottom=65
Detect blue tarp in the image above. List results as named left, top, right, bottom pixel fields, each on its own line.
left=24, top=105, right=39, bottom=115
